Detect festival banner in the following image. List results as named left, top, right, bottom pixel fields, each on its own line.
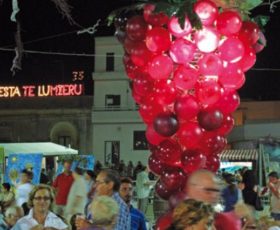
left=4, top=153, right=43, bottom=185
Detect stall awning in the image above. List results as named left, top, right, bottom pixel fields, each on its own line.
left=220, top=149, right=258, bottom=161
left=0, top=142, right=78, bottom=157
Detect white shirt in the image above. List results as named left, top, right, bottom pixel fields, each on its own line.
left=16, top=183, right=33, bottom=206
left=136, top=171, right=151, bottom=199
left=270, top=181, right=280, bottom=213
left=11, top=209, right=68, bottom=230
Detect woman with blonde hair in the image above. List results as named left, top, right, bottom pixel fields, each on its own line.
left=12, top=184, right=68, bottom=230
left=167, top=199, right=215, bottom=230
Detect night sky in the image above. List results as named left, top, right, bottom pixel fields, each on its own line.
left=0, top=0, right=280, bottom=99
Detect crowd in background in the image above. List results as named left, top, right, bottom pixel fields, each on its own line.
left=0, top=161, right=279, bottom=230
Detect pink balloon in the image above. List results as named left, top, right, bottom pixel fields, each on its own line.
left=181, top=149, right=206, bottom=174
left=174, top=95, right=200, bottom=122
left=194, top=27, right=220, bottom=53
left=133, top=75, right=152, bottom=96
left=194, top=0, right=218, bottom=26
left=143, top=4, right=169, bottom=26
left=146, top=124, right=166, bottom=145
left=173, top=65, right=199, bottom=90
left=130, top=41, right=153, bottom=67
left=169, top=38, right=195, bottom=64
left=177, top=122, right=203, bottom=149
left=148, top=55, right=173, bottom=80
left=139, top=102, right=163, bottom=124
left=198, top=53, right=223, bottom=76
left=196, top=79, right=223, bottom=107
left=219, top=62, right=245, bottom=90
left=238, top=45, right=256, bottom=72
left=216, top=10, right=242, bottom=36
left=168, top=16, right=192, bottom=38
left=146, top=27, right=171, bottom=53
left=219, top=37, right=245, bottom=63
left=238, top=21, right=260, bottom=45
left=126, top=15, right=147, bottom=41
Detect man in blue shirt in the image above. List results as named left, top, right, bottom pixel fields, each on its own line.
left=119, top=177, right=147, bottom=230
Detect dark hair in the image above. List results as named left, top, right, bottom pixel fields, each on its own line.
left=2, top=183, right=11, bottom=191
left=21, top=169, right=33, bottom=180
left=121, top=177, right=133, bottom=185
left=74, top=167, right=84, bottom=175
left=70, top=213, right=83, bottom=230
left=86, top=170, right=96, bottom=179
left=268, top=171, right=279, bottom=179
left=224, top=174, right=237, bottom=194
left=101, top=169, right=120, bottom=192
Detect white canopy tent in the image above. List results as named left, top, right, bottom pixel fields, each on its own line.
left=0, top=142, right=78, bottom=157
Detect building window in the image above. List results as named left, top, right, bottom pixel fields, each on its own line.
left=58, top=135, right=71, bottom=147
left=105, top=95, right=120, bottom=108
left=106, top=52, right=114, bottom=71
left=133, top=131, right=148, bottom=150
left=104, top=141, right=120, bottom=165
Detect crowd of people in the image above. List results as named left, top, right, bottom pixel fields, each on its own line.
left=0, top=161, right=279, bottom=230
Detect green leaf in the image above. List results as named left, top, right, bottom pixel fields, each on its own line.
left=153, top=2, right=179, bottom=17
left=240, top=0, right=262, bottom=11
left=252, top=15, right=270, bottom=31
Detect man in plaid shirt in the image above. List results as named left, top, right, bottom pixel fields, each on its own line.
left=76, top=169, right=131, bottom=230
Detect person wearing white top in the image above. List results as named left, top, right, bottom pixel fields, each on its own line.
left=12, top=184, right=68, bottom=230
left=15, top=169, right=34, bottom=207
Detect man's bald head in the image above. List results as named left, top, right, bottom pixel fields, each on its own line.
left=185, top=169, right=220, bottom=204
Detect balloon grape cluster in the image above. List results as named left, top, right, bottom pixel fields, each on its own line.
left=115, top=0, right=265, bottom=201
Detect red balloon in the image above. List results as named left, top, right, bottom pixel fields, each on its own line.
left=199, top=133, right=227, bottom=155
left=173, top=65, right=199, bottom=90
left=181, top=149, right=207, bottom=174
left=196, top=79, right=223, bottom=107
left=219, top=37, right=244, bottom=63
left=169, top=38, right=195, bottom=64
left=238, top=21, right=260, bottom=45
left=148, top=154, right=165, bottom=176
left=126, top=15, right=147, bottom=41
left=155, top=180, right=175, bottom=200
left=216, top=114, right=235, bottom=136
left=238, top=45, right=256, bottom=72
left=155, top=212, right=173, bottom=230
left=198, top=53, right=223, bottom=76
left=143, top=4, right=169, bottom=26
left=130, top=41, right=153, bottom=67
left=124, top=58, right=139, bottom=80
left=133, top=75, right=152, bottom=96
left=148, top=55, right=174, bottom=80
left=219, top=62, right=245, bottom=90
left=177, top=122, right=203, bottom=149
left=174, top=95, right=200, bottom=122
left=168, top=16, right=192, bottom=38
left=213, top=90, right=240, bottom=114
left=161, top=169, right=186, bottom=191
left=153, top=139, right=182, bottom=165
left=146, top=27, right=171, bottom=53
left=153, top=114, right=179, bottom=137
left=194, top=0, right=218, bottom=26
left=152, top=80, right=177, bottom=106
left=216, top=10, right=242, bottom=36
left=146, top=124, right=166, bottom=145
left=198, top=109, right=224, bottom=131
left=139, top=102, right=163, bottom=124
left=204, top=155, right=220, bottom=172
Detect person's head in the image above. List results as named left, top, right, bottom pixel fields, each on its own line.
left=73, top=167, right=84, bottom=179
left=185, top=169, right=220, bottom=204
left=268, top=171, right=279, bottom=184
left=4, top=206, right=24, bottom=227
left=20, top=169, right=33, bottom=183
left=90, top=195, right=119, bottom=228
left=168, top=199, right=214, bottom=230
left=2, top=183, right=11, bottom=192
left=119, top=177, right=133, bottom=204
left=84, top=170, right=96, bottom=181
left=95, top=169, right=120, bottom=196
left=27, top=184, right=55, bottom=214
left=63, top=160, right=72, bottom=173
